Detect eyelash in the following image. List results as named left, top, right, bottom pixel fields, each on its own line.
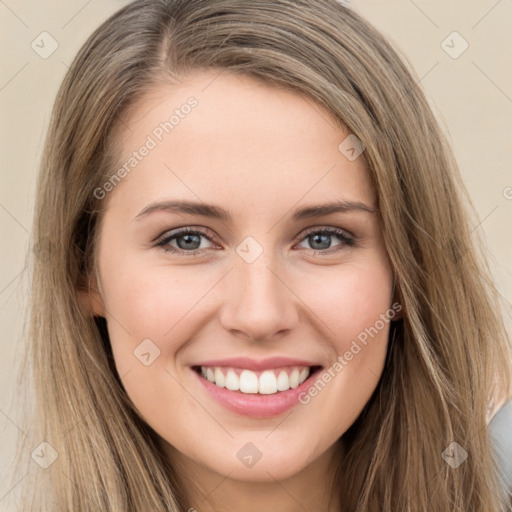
left=155, top=226, right=356, bottom=257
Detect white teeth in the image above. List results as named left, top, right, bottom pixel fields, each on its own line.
left=289, top=368, right=300, bottom=389
left=258, top=370, right=277, bottom=394
left=225, top=369, right=240, bottom=391
left=199, top=365, right=313, bottom=394
left=214, top=367, right=226, bottom=388
left=239, top=370, right=259, bottom=393
left=276, top=370, right=289, bottom=391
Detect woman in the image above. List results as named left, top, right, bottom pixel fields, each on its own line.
left=14, top=0, right=512, bottom=510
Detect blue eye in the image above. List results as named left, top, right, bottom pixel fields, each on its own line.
left=297, top=227, right=355, bottom=252
left=156, top=228, right=216, bottom=256
left=155, top=226, right=355, bottom=256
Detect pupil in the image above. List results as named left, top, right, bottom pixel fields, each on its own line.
left=178, top=234, right=200, bottom=250
left=311, top=234, right=330, bottom=250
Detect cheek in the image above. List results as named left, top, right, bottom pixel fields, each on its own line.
left=295, top=258, right=393, bottom=348
left=99, top=254, right=207, bottom=432
left=291, top=259, right=393, bottom=419
left=100, top=251, right=218, bottom=358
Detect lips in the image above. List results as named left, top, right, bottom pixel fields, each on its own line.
left=190, top=357, right=323, bottom=418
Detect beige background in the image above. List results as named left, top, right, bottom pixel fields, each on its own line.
left=1, top=0, right=511, bottom=509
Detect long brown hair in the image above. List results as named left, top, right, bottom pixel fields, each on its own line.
left=13, top=0, right=512, bottom=510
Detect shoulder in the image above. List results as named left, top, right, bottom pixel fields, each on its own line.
left=489, top=398, right=512, bottom=493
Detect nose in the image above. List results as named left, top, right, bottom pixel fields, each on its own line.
left=219, top=254, right=299, bottom=343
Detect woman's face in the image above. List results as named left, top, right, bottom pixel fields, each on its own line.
left=88, top=70, right=395, bottom=483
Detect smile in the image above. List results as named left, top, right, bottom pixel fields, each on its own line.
left=196, top=365, right=314, bottom=394
left=191, top=360, right=323, bottom=418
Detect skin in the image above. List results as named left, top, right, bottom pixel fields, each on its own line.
left=83, top=70, right=396, bottom=512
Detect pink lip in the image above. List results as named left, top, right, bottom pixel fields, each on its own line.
left=193, top=356, right=319, bottom=371
left=190, top=365, right=323, bottom=419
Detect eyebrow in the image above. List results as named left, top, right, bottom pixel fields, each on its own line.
left=134, top=199, right=377, bottom=223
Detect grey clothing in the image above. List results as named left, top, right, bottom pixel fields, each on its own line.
left=490, top=399, right=512, bottom=499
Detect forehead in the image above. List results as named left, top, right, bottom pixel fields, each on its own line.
left=104, top=70, right=375, bottom=221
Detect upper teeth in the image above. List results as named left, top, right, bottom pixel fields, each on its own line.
left=200, top=366, right=310, bottom=394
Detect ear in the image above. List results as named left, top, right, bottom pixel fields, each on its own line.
left=77, top=271, right=106, bottom=318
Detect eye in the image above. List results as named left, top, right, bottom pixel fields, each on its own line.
left=155, top=227, right=218, bottom=256
left=155, top=226, right=356, bottom=256
left=294, top=227, right=355, bottom=254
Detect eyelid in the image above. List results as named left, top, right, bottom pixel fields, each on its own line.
left=295, top=225, right=355, bottom=243
left=153, top=225, right=218, bottom=245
